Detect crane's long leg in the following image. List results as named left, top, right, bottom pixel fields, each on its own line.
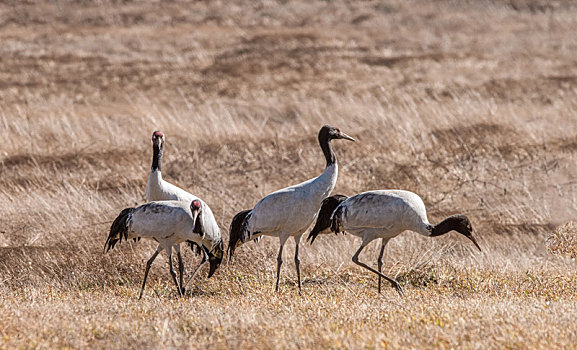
left=175, top=245, right=185, bottom=295
left=139, top=245, right=162, bottom=300
left=294, top=235, right=302, bottom=293
left=182, top=246, right=209, bottom=291
left=352, top=241, right=403, bottom=297
left=188, top=259, right=207, bottom=281
left=377, top=238, right=391, bottom=294
left=275, top=236, right=289, bottom=292
left=190, top=249, right=208, bottom=279
left=166, top=246, right=183, bottom=297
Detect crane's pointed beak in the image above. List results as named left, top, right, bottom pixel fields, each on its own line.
left=339, top=132, right=356, bottom=142
left=469, top=234, right=481, bottom=252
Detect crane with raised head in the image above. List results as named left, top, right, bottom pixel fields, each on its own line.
left=228, top=125, right=355, bottom=292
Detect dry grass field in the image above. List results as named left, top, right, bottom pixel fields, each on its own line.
left=1, top=0, right=577, bottom=348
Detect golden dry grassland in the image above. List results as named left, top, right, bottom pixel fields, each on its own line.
left=1, top=0, right=576, bottom=348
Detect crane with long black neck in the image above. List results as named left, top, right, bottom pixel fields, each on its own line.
left=146, top=131, right=221, bottom=280
left=228, top=125, right=355, bottom=292
left=308, top=190, right=481, bottom=296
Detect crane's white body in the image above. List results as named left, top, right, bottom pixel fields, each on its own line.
left=327, top=189, right=435, bottom=296
left=247, top=163, right=338, bottom=243
left=334, top=190, right=432, bottom=243
left=125, top=200, right=203, bottom=247
left=146, top=163, right=221, bottom=245
left=147, top=170, right=193, bottom=202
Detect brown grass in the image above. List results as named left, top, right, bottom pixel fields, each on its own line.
left=548, top=221, right=577, bottom=259
left=1, top=0, right=577, bottom=348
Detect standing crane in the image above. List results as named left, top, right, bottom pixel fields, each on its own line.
left=228, top=125, right=355, bottom=292
left=146, top=131, right=221, bottom=282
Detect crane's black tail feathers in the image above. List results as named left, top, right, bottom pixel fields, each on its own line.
left=330, top=202, right=346, bottom=235
left=105, top=207, right=134, bottom=253
left=308, top=195, right=348, bottom=244
left=227, top=209, right=252, bottom=260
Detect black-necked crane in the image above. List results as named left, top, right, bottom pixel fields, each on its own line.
left=105, top=199, right=223, bottom=299
left=228, top=125, right=355, bottom=292
left=146, top=131, right=221, bottom=272
left=307, top=190, right=481, bottom=296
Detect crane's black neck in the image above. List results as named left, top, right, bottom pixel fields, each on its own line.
left=151, top=144, right=163, bottom=171
left=430, top=216, right=461, bottom=237
left=319, top=134, right=336, bottom=167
